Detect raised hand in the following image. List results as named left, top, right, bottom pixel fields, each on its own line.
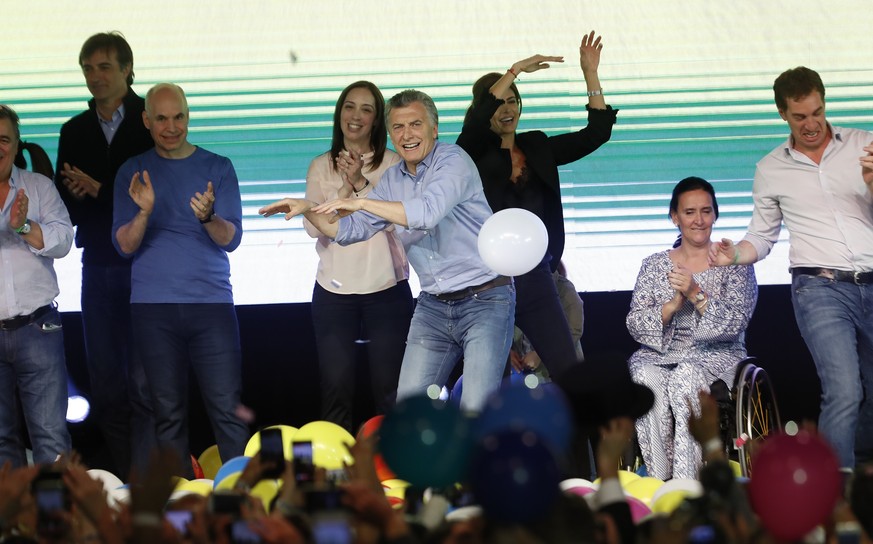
left=61, top=163, right=102, bottom=200
left=667, top=263, right=698, bottom=299
left=258, top=198, right=313, bottom=220
left=709, top=238, right=738, bottom=267
left=336, top=149, right=366, bottom=192
left=128, top=171, right=155, bottom=215
left=10, top=189, right=29, bottom=229
left=511, top=54, right=565, bottom=75
left=579, top=30, right=603, bottom=74
left=190, top=181, right=215, bottom=222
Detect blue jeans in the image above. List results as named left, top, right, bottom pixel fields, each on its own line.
left=131, top=303, right=249, bottom=477
left=81, top=264, right=155, bottom=478
left=792, top=273, right=873, bottom=468
left=312, top=281, right=413, bottom=433
left=396, top=284, right=515, bottom=413
left=0, top=307, right=71, bottom=466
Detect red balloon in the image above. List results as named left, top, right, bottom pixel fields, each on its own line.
left=356, top=415, right=396, bottom=482
left=747, top=432, right=842, bottom=542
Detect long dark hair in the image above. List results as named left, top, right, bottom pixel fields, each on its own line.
left=14, top=142, right=55, bottom=179
left=329, top=81, right=387, bottom=172
left=463, top=72, right=522, bottom=128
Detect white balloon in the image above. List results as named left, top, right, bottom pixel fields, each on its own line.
left=477, top=208, right=548, bottom=276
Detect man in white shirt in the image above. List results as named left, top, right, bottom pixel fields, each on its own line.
left=0, top=105, right=74, bottom=466
left=713, top=66, right=873, bottom=468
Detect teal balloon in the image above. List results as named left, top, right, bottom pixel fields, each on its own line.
left=379, top=395, right=472, bottom=488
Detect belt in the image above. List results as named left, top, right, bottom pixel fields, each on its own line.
left=434, top=276, right=512, bottom=302
left=792, top=267, right=873, bottom=285
left=0, top=304, right=53, bottom=331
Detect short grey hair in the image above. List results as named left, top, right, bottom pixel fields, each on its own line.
left=386, top=89, right=439, bottom=127
left=145, top=83, right=189, bottom=117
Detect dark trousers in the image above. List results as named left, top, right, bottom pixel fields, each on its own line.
left=312, top=281, right=413, bottom=433
left=81, top=264, right=155, bottom=479
left=131, top=303, right=248, bottom=477
left=514, top=261, right=580, bottom=379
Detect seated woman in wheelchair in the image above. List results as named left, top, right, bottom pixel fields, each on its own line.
left=626, top=176, right=757, bottom=480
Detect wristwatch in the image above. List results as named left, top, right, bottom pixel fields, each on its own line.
left=15, top=219, right=31, bottom=235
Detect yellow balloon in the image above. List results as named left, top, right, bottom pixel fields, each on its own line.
left=244, top=425, right=299, bottom=460
left=292, top=421, right=355, bottom=470
left=728, top=459, right=742, bottom=478
left=250, top=480, right=280, bottom=505
left=593, top=470, right=640, bottom=488
left=174, top=479, right=214, bottom=497
left=214, top=472, right=242, bottom=491
left=652, top=489, right=692, bottom=515
left=381, top=479, right=411, bottom=490
left=624, top=477, right=665, bottom=506
left=198, top=445, right=222, bottom=480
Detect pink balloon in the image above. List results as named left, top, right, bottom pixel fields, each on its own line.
left=626, top=496, right=652, bottom=524
left=748, top=432, right=842, bottom=542
left=566, top=485, right=596, bottom=497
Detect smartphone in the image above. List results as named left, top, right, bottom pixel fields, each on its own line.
left=209, top=492, right=245, bottom=517
left=836, top=522, right=863, bottom=544
left=305, top=488, right=345, bottom=513
left=259, top=428, right=285, bottom=479
left=165, top=510, right=193, bottom=537
left=229, top=519, right=262, bottom=544
left=292, top=440, right=315, bottom=485
left=312, top=515, right=353, bottom=544
left=32, top=470, right=70, bottom=537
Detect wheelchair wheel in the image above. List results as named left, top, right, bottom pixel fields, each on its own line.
left=734, top=362, right=781, bottom=477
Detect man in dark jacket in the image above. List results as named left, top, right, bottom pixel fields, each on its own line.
left=55, top=31, right=155, bottom=480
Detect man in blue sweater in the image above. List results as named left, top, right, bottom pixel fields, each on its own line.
left=112, top=83, right=248, bottom=476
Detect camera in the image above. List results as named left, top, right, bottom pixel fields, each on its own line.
left=229, top=519, right=263, bottom=544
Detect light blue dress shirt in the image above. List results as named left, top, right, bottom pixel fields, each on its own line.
left=336, top=141, right=496, bottom=294
left=0, top=167, right=74, bottom=319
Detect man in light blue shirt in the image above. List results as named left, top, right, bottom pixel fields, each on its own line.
left=0, top=105, right=74, bottom=466
left=261, top=89, right=516, bottom=412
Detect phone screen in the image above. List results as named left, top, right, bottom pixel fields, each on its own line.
left=33, top=472, right=68, bottom=536
left=165, top=510, right=193, bottom=536
left=292, top=440, right=314, bottom=484
left=230, top=520, right=262, bottom=544
left=259, top=428, right=285, bottom=478
left=312, top=516, right=353, bottom=544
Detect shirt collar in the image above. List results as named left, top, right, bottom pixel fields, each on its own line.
left=783, top=121, right=841, bottom=154
left=98, top=102, right=126, bottom=125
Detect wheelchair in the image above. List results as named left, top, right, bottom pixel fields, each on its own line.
left=622, top=356, right=781, bottom=478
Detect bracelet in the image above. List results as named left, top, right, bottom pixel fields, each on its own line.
left=587, top=89, right=603, bottom=97
left=353, top=179, right=370, bottom=196
left=508, top=67, right=519, bottom=78
left=730, top=247, right=740, bottom=266
left=233, top=480, right=252, bottom=493
left=199, top=213, right=215, bottom=224
left=695, top=298, right=709, bottom=313
left=703, top=437, right=723, bottom=456
left=131, top=512, right=162, bottom=527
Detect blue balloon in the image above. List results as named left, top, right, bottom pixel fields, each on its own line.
left=379, top=395, right=472, bottom=488
left=213, top=456, right=250, bottom=488
left=474, top=382, right=573, bottom=454
left=450, top=375, right=464, bottom=405
left=470, top=430, right=562, bottom=523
